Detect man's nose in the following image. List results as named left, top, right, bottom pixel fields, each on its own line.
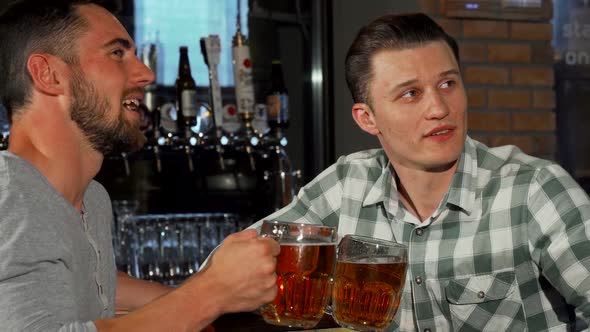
left=132, top=56, right=155, bottom=88
left=424, top=91, right=450, bottom=120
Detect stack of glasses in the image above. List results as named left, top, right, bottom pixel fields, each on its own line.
left=112, top=206, right=250, bottom=286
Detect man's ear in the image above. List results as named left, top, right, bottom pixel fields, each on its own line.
left=351, top=102, right=380, bottom=136
left=26, top=53, right=67, bottom=96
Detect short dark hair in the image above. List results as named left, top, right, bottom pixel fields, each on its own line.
left=345, top=13, right=460, bottom=105
left=0, top=0, right=113, bottom=123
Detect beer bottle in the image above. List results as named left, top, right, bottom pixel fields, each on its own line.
left=175, top=46, right=198, bottom=135
left=266, top=60, right=289, bottom=129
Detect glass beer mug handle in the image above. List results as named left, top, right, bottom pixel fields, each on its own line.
left=258, top=220, right=289, bottom=242
left=258, top=220, right=338, bottom=329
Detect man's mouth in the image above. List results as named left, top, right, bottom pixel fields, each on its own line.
left=122, top=98, right=140, bottom=112
left=425, top=125, right=455, bottom=137
left=430, top=129, right=451, bottom=136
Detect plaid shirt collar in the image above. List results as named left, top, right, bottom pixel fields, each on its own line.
left=362, top=136, right=479, bottom=219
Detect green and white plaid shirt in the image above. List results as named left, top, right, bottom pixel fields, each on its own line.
left=254, top=136, right=590, bottom=331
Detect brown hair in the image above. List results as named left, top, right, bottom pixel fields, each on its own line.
left=0, top=0, right=112, bottom=123
left=345, top=13, right=460, bottom=106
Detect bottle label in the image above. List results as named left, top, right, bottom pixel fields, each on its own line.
left=181, top=90, right=198, bottom=117
left=266, top=93, right=289, bottom=123
left=221, top=104, right=241, bottom=134
left=252, top=104, right=269, bottom=135
left=232, top=46, right=255, bottom=114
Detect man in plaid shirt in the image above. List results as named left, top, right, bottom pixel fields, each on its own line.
left=252, top=13, right=590, bottom=331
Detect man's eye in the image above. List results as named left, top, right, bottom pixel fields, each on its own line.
left=401, top=90, right=419, bottom=99
left=112, top=49, right=124, bottom=57
left=440, top=80, right=455, bottom=89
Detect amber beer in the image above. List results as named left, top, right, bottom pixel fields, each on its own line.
left=332, top=258, right=407, bottom=330
left=331, top=235, right=408, bottom=332
left=260, top=242, right=336, bottom=328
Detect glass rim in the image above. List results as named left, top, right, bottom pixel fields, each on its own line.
left=342, top=234, right=407, bottom=249
left=261, top=220, right=337, bottom=232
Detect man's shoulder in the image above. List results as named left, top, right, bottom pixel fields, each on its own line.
left=87, top=180, right=110, bottom=200
left=0, top=151, right=34, bottom=196
left=471, top=139, right=563, bottom=180
left=307, top=149, right=388, bottom=188
left=336, top=148, right=388, bottom=166
left=0, top=153, right=55, bottom=241
left=86, top=180, right=112, bottom=211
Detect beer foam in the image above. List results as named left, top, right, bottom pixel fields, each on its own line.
left=280, top=242, right=337, bottom=246
left=339, top=256, right=405, bottom=264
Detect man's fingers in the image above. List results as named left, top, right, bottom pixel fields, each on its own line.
left=259, top=237, right=281, bottom=256
left=227, top=228, right=258, bottom=242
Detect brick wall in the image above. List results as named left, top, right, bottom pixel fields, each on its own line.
left=419, top=0, right=556, bottom=160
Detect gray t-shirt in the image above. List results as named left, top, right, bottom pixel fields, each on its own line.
left=0, top=151, right=116, bottom=331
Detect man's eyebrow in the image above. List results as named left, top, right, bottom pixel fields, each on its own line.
left=393, top=78, right=418, bottom=90
left=439, top=69, right=460, bottom=77
left=102, top=37, right=133, bottom=50
left=386, top=69, right=461, bottom=96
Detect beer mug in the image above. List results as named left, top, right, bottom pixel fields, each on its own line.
left=331, top=235, right=408, bottom=332
left=259, top=220, right=338, bottom=329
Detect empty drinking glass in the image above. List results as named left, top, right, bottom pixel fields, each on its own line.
left=179, top=215, right=200, bottom=277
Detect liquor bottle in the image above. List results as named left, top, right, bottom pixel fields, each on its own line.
left=175, top=46, right=198, bottom=136
left=266, top=60, right=289, bottom=129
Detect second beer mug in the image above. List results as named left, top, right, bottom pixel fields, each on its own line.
left=331, top=235, right=408, bottom=332
left=259, top=220, right=337, bottom=329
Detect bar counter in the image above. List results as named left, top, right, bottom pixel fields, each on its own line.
left=211, top=312, right=348, bottom=332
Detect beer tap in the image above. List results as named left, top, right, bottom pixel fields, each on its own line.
left=262, top=127, right=297, bottom=211
left=232, top=0, right=256, bottom=172
left=121, top=152, right=131, bottom=176
left=140, top=30, right=161, bottom=114
left=232, top=0, right=255, bottom=118
left=153, top=145, right=163, bottom=173
left=184, top=129, right=195, bottom=173
left=200, top=35, right=226, bottom=171
left=240, top=112, right=257, bottom=172
left=140, top=30, right=162, bottom=178
left=151, top=105, right=163, bottom=173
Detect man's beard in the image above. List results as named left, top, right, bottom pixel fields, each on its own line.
left=69, top=68, right=146, bottom=155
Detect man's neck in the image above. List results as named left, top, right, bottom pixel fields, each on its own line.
left=8, top=113, right=103, bottom=213
left=392, top=161, right=458, bottom=223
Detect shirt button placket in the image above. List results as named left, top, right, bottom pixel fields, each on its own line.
left=415, top=276, right=423, bottom=285
left=409, top=226, right=429, bottom=332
